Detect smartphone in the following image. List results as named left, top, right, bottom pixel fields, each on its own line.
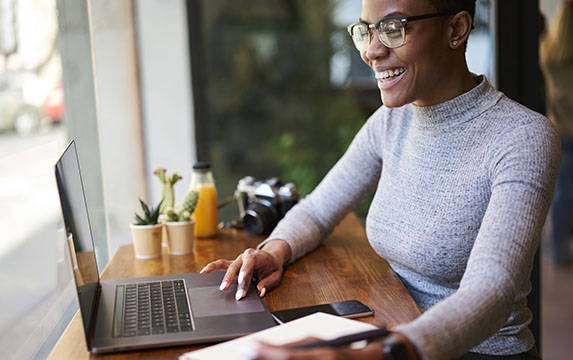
left=271, top=300, right=374, bottom=324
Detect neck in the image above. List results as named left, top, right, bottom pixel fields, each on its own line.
left=414, top=56, right=477, bottom=107
left=411, top=75, right=496, bottom=129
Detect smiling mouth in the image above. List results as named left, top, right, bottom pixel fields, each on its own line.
left=375, top=67, right=407, bottom=82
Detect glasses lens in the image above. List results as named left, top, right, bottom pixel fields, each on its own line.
left=348, top=23, right=369, bottom=51
left=379, top=19, right=405, bottom=48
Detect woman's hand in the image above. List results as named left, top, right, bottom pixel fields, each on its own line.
left=249, top=333, right=419, bottom=360
left=200, top=240, right=291, bottom=300
left=249, top=337, right=384, bottom=360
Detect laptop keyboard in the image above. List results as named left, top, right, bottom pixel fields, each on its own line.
left=115, top=279, right=193, bottom=337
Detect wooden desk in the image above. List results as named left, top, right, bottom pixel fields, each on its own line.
left=49, top=213, right=421, bottom=359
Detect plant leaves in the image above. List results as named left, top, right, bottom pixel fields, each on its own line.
left=139, top=198, right=152, bottom=219
left=134, top=213, right=147, bottom=225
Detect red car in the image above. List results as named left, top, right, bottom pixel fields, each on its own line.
left=42, top=82, right=64, bottom=123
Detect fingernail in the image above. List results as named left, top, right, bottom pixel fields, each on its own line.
left=235, top=289, right=245, bottom=301
left=200, top=266, right=208, bottom=274
left=219, top=281, right=227, bottom=291
left=238, top=271, right=245, bottom=285
left=259, top=287, right=266, bottom=298
left=239, top=346, right=258, bottom=360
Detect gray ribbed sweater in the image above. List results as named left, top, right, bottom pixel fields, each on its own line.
left=258, top=76, right=560, bottom=359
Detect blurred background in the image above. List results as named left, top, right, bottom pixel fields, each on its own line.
left=0, top=0, right=570, bottom=359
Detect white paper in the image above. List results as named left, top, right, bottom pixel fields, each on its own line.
left=179, top=312, right=377, bottom=360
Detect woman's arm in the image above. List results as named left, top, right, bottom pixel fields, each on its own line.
left=258, top=107, right=387, bottom=263
left=394, top=120, right=561, bottom=359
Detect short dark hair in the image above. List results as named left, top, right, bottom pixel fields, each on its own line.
left=427, top=0, right=476, bottom=22
left=427, top=0, right=476, bottom=50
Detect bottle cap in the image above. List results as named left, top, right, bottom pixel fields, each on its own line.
left=193, top=162, right=211, bottom=171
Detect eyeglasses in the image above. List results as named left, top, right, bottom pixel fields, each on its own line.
left=347, top=12, right=454, bottom=51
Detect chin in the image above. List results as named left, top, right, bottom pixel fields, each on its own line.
left=380, top=92, right=408, bottom=108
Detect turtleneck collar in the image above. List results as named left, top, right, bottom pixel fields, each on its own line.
left=411, top=75, right=502, bottom=130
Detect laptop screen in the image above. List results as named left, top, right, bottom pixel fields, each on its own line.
left=55, top=140, right=100, bottom=343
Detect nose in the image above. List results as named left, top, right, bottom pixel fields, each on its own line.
left=365, top=33, right=389, bottom=61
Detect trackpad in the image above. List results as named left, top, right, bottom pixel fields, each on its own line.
left=188, top=285, right=265, bottom=318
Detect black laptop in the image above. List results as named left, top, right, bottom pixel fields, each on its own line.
left=55, top=140, right=275, bottom=353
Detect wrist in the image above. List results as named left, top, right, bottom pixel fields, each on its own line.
left=382, top=333, right=420, bottom=360
left=261, top=239, right=291, bottom=266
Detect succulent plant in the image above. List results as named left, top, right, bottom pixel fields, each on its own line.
left=134, top=198, right=164, bottom=225
left=153, top=168, right=182, bottom=213
left=166, top=189, right=199, bottom=222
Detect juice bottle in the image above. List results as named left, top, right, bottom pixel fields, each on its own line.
left=189, top=162, right=218, bottom=237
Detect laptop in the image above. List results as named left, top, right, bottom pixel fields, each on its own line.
left=55, top=140, right=276, bottom=353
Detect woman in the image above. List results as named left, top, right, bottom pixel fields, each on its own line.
left=201, top=0, right=560, bottom=358
left=541, top=0, right=573, bottom=266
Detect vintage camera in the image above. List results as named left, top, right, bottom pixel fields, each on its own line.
left=235, top=176, right=300, bottom=235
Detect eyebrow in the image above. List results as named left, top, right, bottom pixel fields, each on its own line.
left=359, top=11, right=406, bottom=24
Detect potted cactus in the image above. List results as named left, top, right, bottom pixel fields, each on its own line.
left=130, top=198, right=164, bottom=259
left=154, top=168, right=199, bottom=254
left=154, top=167, right=180, bottom=248
left=154, top=167, right=181, bottom=213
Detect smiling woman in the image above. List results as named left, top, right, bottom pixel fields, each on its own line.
left=201, top=0, right=559, bottom=359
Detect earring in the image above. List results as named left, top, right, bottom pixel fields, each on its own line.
left=452, top=40, right=458, bottom=46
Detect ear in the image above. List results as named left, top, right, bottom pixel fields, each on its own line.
left=447, top=11, right=473, bottom=50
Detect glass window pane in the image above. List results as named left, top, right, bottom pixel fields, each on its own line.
left=0, top=0, right=105, bottom=357
left=197, top=0, right=377, bottom=222
left=0, top=0, right=72, bottom=356
left=467, top=0, right=495, bottom=83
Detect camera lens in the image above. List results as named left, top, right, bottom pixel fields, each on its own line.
left=243, top=200, right=278, bottom=235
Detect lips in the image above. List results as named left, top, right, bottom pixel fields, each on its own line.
left=375, top=67, right=408, bottom=91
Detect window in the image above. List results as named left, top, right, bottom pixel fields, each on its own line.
left=0, top=0, right=108, bottom=357
left=467, top=0, right=495, bottom=84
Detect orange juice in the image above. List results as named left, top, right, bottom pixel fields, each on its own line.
left=192, top=184, right=218, bottom=237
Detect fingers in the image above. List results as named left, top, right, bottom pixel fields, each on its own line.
left=201, top=248, right=283, bottom=301
left=251, top=340, right=340, bottom=360
left=281, top=337, right=323, bottom=348
left=256, top=271, right=282, bottom=298
left=258, top=286, right=267, bottom=298
left=219, top=256, right=244, bottom=291
left=250, top=340, right=381, bottom=360
left=199, top=259, right=233, bottom=274
left=235, top=249, right=257, bottom=300
left=199, top=258, right=241, bottom=292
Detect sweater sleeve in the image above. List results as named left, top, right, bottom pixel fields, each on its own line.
left=257, top=108, right=385, bottom=262
left=394, top=120, right=560, bottom=359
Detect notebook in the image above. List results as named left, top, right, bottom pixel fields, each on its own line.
left=179, top=312, right=378, bottom=360
left=55, top=140, right=275, bottom=353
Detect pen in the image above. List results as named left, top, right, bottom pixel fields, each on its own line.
left=290, top=327, right=390, bottom=350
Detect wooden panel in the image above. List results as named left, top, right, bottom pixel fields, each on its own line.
left=49, top=213, right=420, bottom=359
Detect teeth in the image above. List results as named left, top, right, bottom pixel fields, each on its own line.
left=375, top=67, right=407, bottom=80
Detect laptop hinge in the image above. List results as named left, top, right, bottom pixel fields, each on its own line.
left=87, top=282, right=102, bottom=346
